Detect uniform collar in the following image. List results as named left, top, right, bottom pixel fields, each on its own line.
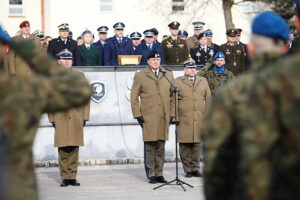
left=250, top=52, right=282, bottom=72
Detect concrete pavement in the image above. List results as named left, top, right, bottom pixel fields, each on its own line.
left=36, top=163, right=205, bottom=200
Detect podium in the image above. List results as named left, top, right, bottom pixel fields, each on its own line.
left=117, top=55, right=142, bottom=65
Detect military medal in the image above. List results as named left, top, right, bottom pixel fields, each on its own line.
left=196, top=52, right=201, bottom=57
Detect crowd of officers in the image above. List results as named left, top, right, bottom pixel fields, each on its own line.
left=1, top=6, right=300, bottom=200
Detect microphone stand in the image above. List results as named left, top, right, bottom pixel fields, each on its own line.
left=154, top=69, right=193, bottom=191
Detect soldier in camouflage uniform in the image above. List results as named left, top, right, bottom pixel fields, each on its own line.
left=0, top=26, right=91, bottom=200
left=197, top=51, right=234, bottom=95
left=203, top=11, right=292, bottom=200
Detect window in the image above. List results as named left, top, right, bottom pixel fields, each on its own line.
left=172, top=0, right=185, bottom=13
left=9, top=0, right=24, bottom=16
left=100, top=0, right=113, bottom=12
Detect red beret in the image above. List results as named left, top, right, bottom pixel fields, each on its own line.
left=19, top=21, right=30, bottom=28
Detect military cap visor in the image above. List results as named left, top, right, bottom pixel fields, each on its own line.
left=130, top=32, right=142, bottom=39
left=57, top=49, right=73, bottom=59
left=58, top=23, right=69, bottom=30
left=168, top=21, right=180, bottom=29
left=197, top=32, right=208, bottom=40
left=147, top=51, right=161, bottom=59
left=226, top=29, right=237, bottom=37
left=183, top=60, right=197, bottom=68
left=97, top=26, right=108, bottom=33
left=143, top=30, right=155, bottom=37
left=113, top=22, right=125, bottom=30
left=192, top=21, right=205, bottom=30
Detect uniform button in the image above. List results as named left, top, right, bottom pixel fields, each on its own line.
left=69, top=117, right=71, bottom=119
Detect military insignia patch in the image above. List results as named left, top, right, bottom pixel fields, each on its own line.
left=196, top=52, right=201, bottom=57
left=90, top=81, right=106, bottom=103
left=179, top=44, right=184, bottom=48
left=166, top=42, right=173, bottom=48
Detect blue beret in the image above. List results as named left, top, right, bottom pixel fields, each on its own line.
left=178, top=30, right=188, bottom=38
left=147, top=51, right=161, bottom=59
left=57, top=49, right=73, bottom=59
left=183, top=59, right=197, bottom=68
left=204, top=29, right=213, bottom=36
left=213, top=52, right=225, bottom=60
left=252, top=11, right=289, bottom=42
left=0, top=25, right=11, bottom=44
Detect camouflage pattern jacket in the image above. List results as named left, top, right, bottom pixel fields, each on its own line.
left=202, top=52, right=296, bottom=200
left=0, top=39, right=92, bottom=200
left=197, top=64, right=235, bottom=96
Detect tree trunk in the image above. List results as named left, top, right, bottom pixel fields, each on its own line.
left=222, top=0, right=235, bottom=30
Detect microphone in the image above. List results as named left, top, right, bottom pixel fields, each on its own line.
left=159, top=68, right=166, bottom=74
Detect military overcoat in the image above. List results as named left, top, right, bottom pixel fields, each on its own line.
left=131, top=67, right=175, bottom=141
left=48, top=70, right=90, bottom=147
left=175, top=75, right=211, bottom=143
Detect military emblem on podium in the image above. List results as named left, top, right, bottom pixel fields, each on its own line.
left=90, top=81, right=106, bottom=103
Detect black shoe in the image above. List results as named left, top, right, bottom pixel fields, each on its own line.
left=60, top=179, right=69, bottom=187
left=192, top=171, right=203, bottom=177
left=156, top=176, right=167, bottom=183
left=185, top=172, right=192, bottom=178
left=69, top=179, right=80, bottom=186
left=149, top=176, right=157, bottom=184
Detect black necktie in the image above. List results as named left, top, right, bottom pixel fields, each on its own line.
left=155, top=71, right=158, bottom=77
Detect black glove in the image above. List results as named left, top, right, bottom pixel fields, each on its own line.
left=51, top=122, right=55, bottom=128
left=83, top=120, right=87, bottom=126
left=136, top=116, right=144, bottom=128
left=169, top=117, right=174, bottom=125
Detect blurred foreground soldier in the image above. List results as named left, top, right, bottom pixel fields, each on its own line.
left=78, top=30, right=102, bottom=66
left=93, top=26, right=108, bottom=65
left=103, top=22, right=133, bottom=65
left=7, top=20, right=39, bottom=77
left=219, top=29, right=246, bottom=76
left=178, top=30, right=188, bottom=40
left=0, top=26, right=91, bottom=200
left=175, top=59, right=211, bottom=178
left=47, top=23, right=80, bottom=65
left=130, top=51, right=175, bottom=184
left=162, top=21, right=189, bottom=65
left=186, top=21, right=205, bottom=52
left=204, top=29, right=219, bottom=52
left=197, top=52, right=234, bottom=95
left=130, top=31, right=142, bottom=54
left=203, top=11, right=291, bottom=200
left=190, top=32, right=215, bottom=67
left=48, top=49, right=90, bottom=187
left=136, top=29, right=164, bottom=65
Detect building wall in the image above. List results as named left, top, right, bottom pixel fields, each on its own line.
left=1, top=0, right=259, bottom=44
left=0, top=0, right=42, bottom=36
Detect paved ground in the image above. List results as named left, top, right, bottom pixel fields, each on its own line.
left=36, top=163, right=205, bottom=200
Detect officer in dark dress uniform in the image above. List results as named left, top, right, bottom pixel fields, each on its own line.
left=204, top=29, right=220, bottom=52
left=219, top=29, right=246, bottom=76
left=135, top=29, right=164, bottom=65
left=161, top=21, right=189, bottom=65
left=130, top=32, right=142, bottom=54
left=235, top=28, right=249, bottom=70
left=47, top=23, right=80, bottom=65
left=190, top=32, right=215, bottom=67
left=93, top=26, right=109, bottom=66
left=103, top=22, right=134, bottom=66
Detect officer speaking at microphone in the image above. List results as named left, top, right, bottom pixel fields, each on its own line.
left=130, top=51, right=175, bottom=184
left=175, top=59, right=211, bottom=178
